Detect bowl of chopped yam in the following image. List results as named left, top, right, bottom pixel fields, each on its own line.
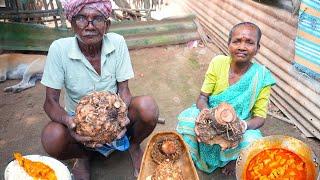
left=4, top=153, right=71, bottom=180
left=236, top=135, right=319, bottom=180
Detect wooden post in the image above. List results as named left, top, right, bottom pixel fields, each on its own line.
left=55, top=0, right=67, bottom=28
left=48, top=0, right=58, bottom=27
left=42, top=0, right=48, bottom=10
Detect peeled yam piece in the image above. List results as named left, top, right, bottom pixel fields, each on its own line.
left=195, top=102, right=243, bottom=149
left=74, top=91, right=128, bottom=147
left=151, top=136, right=182, bottom=164
left=152, top=160, right=184, bottom=180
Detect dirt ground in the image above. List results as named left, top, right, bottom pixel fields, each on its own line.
left=1, top=44, right=319, bottom=180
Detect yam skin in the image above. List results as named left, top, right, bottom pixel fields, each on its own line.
left=152, top=160, right=183, bottom=180
left=74, top=91, right=128, bottom=147
left=195, top=102, right=243, bottom=150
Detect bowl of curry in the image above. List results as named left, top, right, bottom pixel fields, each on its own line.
left=236, top=135, right=319, bottom=180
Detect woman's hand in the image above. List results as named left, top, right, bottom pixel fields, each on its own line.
left=196, top=92, right=210, bottom=111
left=194, top=128, right=202, bottom=143
left=243, top=116, right=266, bottom=131
left=195, top=108, right=211, bottom=142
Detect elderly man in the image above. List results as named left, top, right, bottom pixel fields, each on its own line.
left=40, top=0, right=159, bottom=179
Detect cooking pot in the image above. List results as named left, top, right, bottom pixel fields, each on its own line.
left=236, top=135, right=319, bottom=180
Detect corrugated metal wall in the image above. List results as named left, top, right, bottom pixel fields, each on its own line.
left=177, top=0, right=320, bottom=139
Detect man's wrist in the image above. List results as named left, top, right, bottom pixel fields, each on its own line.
left=60, top=115, right=67, bottom=125
left=61, top=114, right=72, bottom=126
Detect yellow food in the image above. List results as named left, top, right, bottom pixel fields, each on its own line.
left=13, top=153, right=57, bottom=180
left=246, top=148, right=306, bottom=180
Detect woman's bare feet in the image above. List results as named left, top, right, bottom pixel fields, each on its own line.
left=72, top=158, right=90, bottom=180
left=128, top=144, right=144, bottom=177
left=222, top=160, right=236, bottom=175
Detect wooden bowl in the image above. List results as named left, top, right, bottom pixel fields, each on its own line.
left=236, top=135, right=319, bottom=180
left=138, top=131, right=199, bottom=180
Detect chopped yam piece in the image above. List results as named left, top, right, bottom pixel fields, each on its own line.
left=263, top=159, right=271, bottom=165
left=246, top=148, right=307, bottom=180
left=289, top=171, right=296, bottom=176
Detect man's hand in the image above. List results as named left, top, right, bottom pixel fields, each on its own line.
left=64, top=115, right=76, bottom=129
left=117, top=81, right=132, bottom=108
left=64, top=115, right=94, bottom=145
left=116, top=117, right=130, bottom=140
left=120, top=117, right=130, bottom=127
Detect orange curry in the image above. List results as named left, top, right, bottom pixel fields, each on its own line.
left=246, top=148, right=306, bottom=180
left=14, top=153, right=57, bottom=180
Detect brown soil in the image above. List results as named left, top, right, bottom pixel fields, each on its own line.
left=0, top=44, right=319, bottom=180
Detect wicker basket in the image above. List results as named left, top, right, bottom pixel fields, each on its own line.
left=138, top=131, right=199, bottom=180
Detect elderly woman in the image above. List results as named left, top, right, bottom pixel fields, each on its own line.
left=40, top=0, right=159, bottom=179
left=176, top=22, right=276, bottom=175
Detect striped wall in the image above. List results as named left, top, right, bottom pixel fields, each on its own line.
left=293, top=0, right=320, bottom=78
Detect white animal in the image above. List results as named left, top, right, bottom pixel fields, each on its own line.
left=0, top=53, right=46, bottom=93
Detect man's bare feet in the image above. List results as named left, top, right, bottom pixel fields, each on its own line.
left=72, top=158, right=90, bottom=180
left=222, top=160, right=236, bottom=176
left=128, top=144, right=144, bottom=177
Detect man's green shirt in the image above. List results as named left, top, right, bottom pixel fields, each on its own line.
left=41, top=33, right=134, bottom=113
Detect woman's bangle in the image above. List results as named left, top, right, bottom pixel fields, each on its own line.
left=241, top=120, right=248, bottom=132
